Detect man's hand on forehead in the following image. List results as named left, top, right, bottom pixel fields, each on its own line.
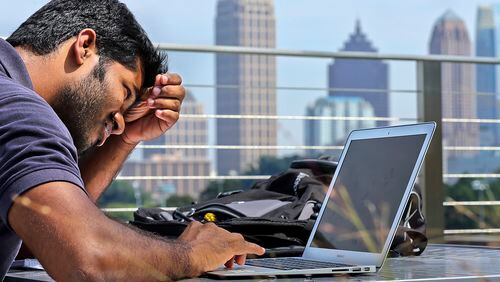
left=120, top=72, right=185, bottom=145
left=124, top=73, right=182, bottom=122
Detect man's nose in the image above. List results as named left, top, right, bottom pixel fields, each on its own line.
left=111, top=112, right=125, bottom=135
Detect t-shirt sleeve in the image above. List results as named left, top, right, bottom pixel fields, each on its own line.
left=0, top=87, right=86, bottom=229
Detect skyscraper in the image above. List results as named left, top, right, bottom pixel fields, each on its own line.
left=491, top=4, right=500, bottom=148
left=305, top=96, right=375, bottom=157
left=429, top=10, right=478, bottom=159
left=328, top=20, right=389, bottom=127
left=476, top=5, right=498, bottom=148
left=215, top=0, right=277, bottom=174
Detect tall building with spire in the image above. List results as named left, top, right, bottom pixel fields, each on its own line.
left=476, top=5, right=498, bottom=148
left=429, top=10, right=478, bottom=159
left=328, top=20, right=389, bottom=127
left=215, top=0, right=277, bottom=174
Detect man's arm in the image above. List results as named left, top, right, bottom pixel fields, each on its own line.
left=8, top=182, right=264, bottom=281
left=78, top=135, right=136, bottom=202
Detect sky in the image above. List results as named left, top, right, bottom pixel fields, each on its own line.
left=0, top=0, right=494, bottom=158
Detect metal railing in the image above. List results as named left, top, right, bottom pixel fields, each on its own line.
left=150, top=44, right=499, bottom=241
left=4, top=34, right=497, bottom=241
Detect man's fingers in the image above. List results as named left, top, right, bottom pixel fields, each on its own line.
left=155, top=109, right=179, bottom=127
left=224, top=258, right=235, bottom=269
left=155, top=85, right=185, bottom=101
left=244, top=242, right=266, bottom=256
left=148, top=98, right=181, bottom=112
left=163, top=73, right=182, bottom=85
left=234, top=255, right=246, bottom=265
left=154, top=74, right=162, bottom=87
left=228, top=232, right=265, bottom=257
left=154, top=73, right=182, bottom=87
left=142, top=73, right=183, bottom=100
left=138, top=74, right=163, bottom=100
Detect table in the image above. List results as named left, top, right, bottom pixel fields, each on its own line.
left=6, top=244, right=500, bottom=281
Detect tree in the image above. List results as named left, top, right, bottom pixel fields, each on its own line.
left=245, top=155, right=302, bottom=175
left=198, top=179, right=244, bottom=202
left=241, top=155, right=302, bottom=187
left=445, top=176, right=500, bottom=229
left=98, top=180, right=136, bottom=207
left=165, top=194, right=195, bottom=207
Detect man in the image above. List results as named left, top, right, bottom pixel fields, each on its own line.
left=0, top=0, right=264, bottom=280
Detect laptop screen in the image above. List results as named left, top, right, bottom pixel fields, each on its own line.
left=311, top=134, right=426, bottom=253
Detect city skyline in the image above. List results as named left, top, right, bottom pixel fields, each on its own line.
left=2, top=1, right=498, bottom=121
left=1, top=1, right=498, bottom=176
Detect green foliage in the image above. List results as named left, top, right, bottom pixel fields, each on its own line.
left=445, top=177, right=500, bottom=230
left=165, top=194, right=195, bottom=207
left=103, top=202, right=136, bottom=222
left=199, top=179, right=244, bottom=202
left=98, top=180, right=136, bottom=207
left=446, top=178, right=476, bottom=201
left=242, top=155, right=302, bottom=187
left=97, top=180, right=156, bottom=223
left=245, top=155, right=302, bottom=175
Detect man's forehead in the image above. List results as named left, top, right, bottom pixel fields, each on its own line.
left=107, top=59, right=144, bottom=89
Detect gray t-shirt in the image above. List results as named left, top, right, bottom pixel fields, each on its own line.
left=0, top=39, right=86, bottom=279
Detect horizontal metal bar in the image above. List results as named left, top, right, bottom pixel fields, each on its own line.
left=186, top=84, right=500, bottom=97
left=444, top=201, right=500, bottom=206
left=137, top=145, right=344, bottom=150
left=137, top=144, right=500, bottom=152
left=116, top=175, right=271, bottom=181
left=118, top=174, right=500, bottom=181
left=180, top=114, right=500, bottom=124
left=119, top=174, right=499, bottom=180
left=185, top=83, right=419, bottom=94
left=442, top=118, right=500, bottom=124
left=444, top=228, right=500, bottom=234
left=159, top=43, right=500, bottom=64
left=444, top=146, right=500, bottom=151
left=444, top=174, right=500, bottom=179
left=102, top=207, right=176, bottom=213
left=1, top=36, right=499, bottom=64
left=106, top=204, right=499, bottom=211
left=181, top=114, right=416, bottom=122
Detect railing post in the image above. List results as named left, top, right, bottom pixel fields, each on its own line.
left=417, top=61, right=445, bottom=242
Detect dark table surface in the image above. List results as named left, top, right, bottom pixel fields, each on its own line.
left=6, top=244, right=500, bottom=281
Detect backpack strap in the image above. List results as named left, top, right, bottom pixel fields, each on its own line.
left=389, top=189, right=428, bottom=256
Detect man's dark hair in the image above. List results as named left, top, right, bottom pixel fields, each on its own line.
left=7, top=0, right=166, bottom=88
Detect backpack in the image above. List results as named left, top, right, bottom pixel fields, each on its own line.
left=130, top=158, right=427, bottom=257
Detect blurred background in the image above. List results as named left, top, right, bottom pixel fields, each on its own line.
left=1, top=0, right=499, bottom=245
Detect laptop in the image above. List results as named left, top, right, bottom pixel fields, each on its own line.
left=208, top=122, right=436, bottom=278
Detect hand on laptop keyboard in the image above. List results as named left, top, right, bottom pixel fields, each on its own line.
left=178, top=221, right=265, bottom=276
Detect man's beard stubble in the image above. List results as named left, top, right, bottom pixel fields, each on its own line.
left=52, top=61, right=109, bottom=156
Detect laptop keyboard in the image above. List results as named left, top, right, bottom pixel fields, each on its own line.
left=245, top=257, right=351, bottom=270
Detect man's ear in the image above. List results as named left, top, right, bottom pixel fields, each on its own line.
left=72, top=29, right=97, bottom=66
